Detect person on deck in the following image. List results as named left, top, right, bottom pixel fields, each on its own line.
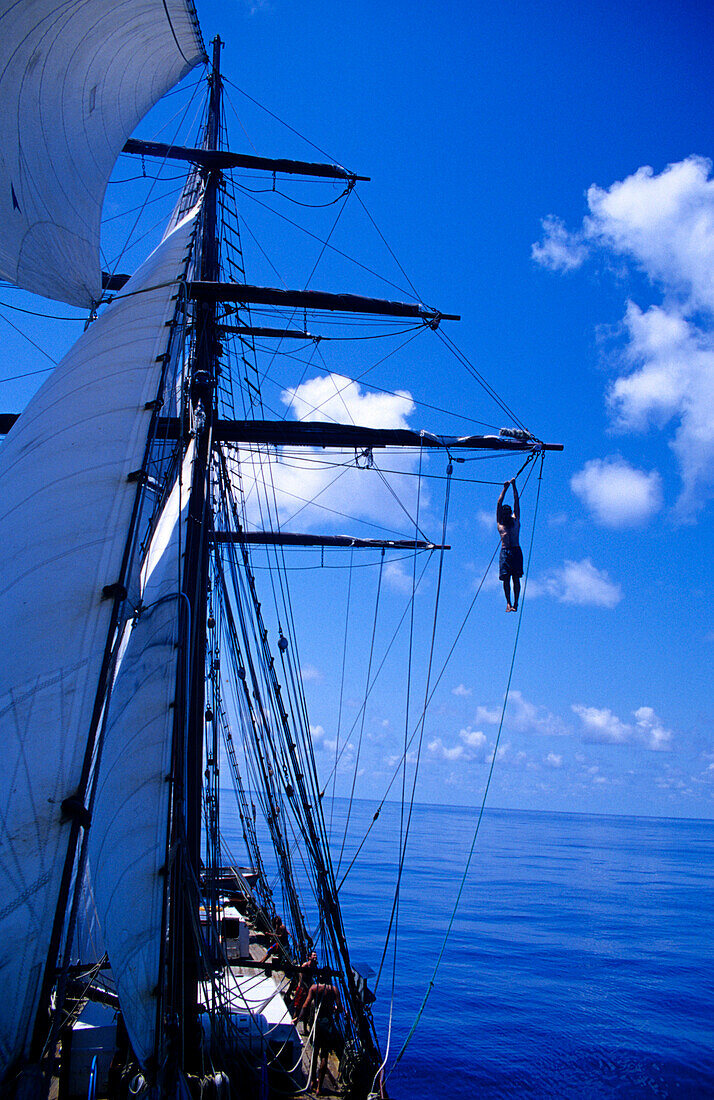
left=296, top=969, right=343, bottom=1096
left=497, top=478, right=523, bottom=612
left=291, top=949, right=318, bottom=1016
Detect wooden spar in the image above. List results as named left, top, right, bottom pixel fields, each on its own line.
left=123, top=137, right=370, bottom=181
left=1, top=412, right=563, bottom=452
left=212, top=531, right=449, bottom=550
left=188, top=281, right=460, bottom=322
left=154, top=416, right=563, bottom=451
left=218, top=324, right=318, bottom=339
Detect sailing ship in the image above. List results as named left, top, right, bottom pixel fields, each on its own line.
left=0, top=2, right=561, bottom=1097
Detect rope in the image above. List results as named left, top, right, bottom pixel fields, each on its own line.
left=375, top=456, right=451, bottom=993
left=336, top=549, right=386, bottom=877
left=434, top=328, right=528, bottom=431
left=388, top=451, right=546, bottom=1072
left=329, top=549, right=354, bottom=838
left=337, top=455, right=539, bottom=887
left=224, top=78, right=345, bottom=167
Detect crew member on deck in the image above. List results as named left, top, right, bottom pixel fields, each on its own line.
left=292, top=949, right=318, bottom=1016
left=497, top=478, right=523, bottom=612
left=297, top=969, right=343, bottom=1096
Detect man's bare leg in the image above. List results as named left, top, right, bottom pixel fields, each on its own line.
left=512, top=577, right=520, bottom=610
left=503, top=579, right=513, bottom=611
left=316, top=1052, right=328, bottom=1095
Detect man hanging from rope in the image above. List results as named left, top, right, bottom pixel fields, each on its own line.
left=497, top=478, right=523, bottom=612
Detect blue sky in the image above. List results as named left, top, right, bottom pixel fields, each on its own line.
left=2, top=0, right=714, bottom=819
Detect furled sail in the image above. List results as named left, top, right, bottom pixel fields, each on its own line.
left=0, top=0, right=205, bottom=306
left=0, top=205, right=198, bottom=1074
left=89, top=444, right=194, bottom=1068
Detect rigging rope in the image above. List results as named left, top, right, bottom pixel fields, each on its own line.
left=336, top=549, right=386, bottom=877
left=434, top=327, right=528, bottom=431
left=388, top=451, right=546, bottom=1072
left=375, top=458, right=452, bottom=993
left=337, top=453, right=539, bottom=888
left=330, top=548, right=355, bottom=838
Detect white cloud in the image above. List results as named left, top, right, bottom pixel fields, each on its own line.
left=570, top=456, right=662, bottom=527
left=428, top=737, right=466, bottom=762
left=301, top=664, right=322, bottom=682
left=536, top=558, right=623, bottom=607
left=585, top=158, right=714, bottom=310
left=383, top=560, right=415, bottom=593
left=452, top=683, right=472, bottom=697
left=572, top=704, right=672, bottom=751
left=474, top=704, right=501, bottom=724
left=572, top=706, right=631, bottom=744
left=531, top=215, right=588, bottom=272
left=471, top=692, right=569, bottom=737
left=459, top=727, right=487, bottom=752
left=228, top=373, right=427, bottom=531
left=545, top=752, right=563, bottom=768
left=506, top=690, right=570, bottom=737
left=428, top=726, right=488, bottom=763
left=534, top=156, right=714, bottom=513
left=633, top=706, right=673, bottom=751
left=283, top=372, right=415, bottom=428
left=609, top=303, right=714, bottom=516
left=310, top=722, right=352, bottom=757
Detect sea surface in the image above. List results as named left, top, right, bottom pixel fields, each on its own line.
left=224, top=799, right=714, bottom=1098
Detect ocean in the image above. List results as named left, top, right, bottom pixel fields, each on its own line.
left=224, top=798, right=714, bottom=1098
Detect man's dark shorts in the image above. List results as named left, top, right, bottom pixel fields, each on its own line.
left=499, top=546, right=524, bottom=580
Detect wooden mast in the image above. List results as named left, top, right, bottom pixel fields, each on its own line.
left=170, top=34, right=223, bottom=1072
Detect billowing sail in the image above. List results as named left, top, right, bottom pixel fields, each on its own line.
left=90, top=444, right=194, bottom=1067
left=0, top=205, right=198, bottom=1074
left=0, top=0, right=205, bottom=306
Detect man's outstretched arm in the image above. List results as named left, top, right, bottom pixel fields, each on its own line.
left=496, top=481, right=509, bottom=525
left=512, top=479, right=520, bottom=520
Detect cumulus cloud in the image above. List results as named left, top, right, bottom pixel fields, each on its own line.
left=572, top=704, right=672, bottom=751
left=428, top=726, right=488, bottom=763
left=609, top=303, right=714, bottom=516
left=506, top=690, right=570, bottom=736
left=460, top=727, right=487, bottom=752
left=229, top=373, right=427, bottom=531
left=545, top=752, right=563, bottom=767
left=472, top=692, right=569, bottom=737
left=452, top=683, right=472, bottom=697
left=474, top=703, right=501, bottom=724
left=531, top=215, right=588, bottom=272
left=535, top=559, right=623, bottom=607
left=310, top=723, right=352, bottom=757
left=533, top=155, right=714, bottom=513
left=428, top=737, right=466, bottom=762
left=571, top=456, right=662, bottom=526
left=585, top=158, right=714, bottom=308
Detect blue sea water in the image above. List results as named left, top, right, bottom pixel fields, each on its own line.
left=225, top=799, right=714, bottom=1098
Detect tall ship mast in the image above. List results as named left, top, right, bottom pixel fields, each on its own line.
left=0, top=3, right=561, bottom=1098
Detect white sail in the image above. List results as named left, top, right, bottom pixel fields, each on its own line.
left=0, top=0, right=205, bottom=306
left=90, top=444, right=194, bottom=1068
left=0, top=205, right=198, bottom=1074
